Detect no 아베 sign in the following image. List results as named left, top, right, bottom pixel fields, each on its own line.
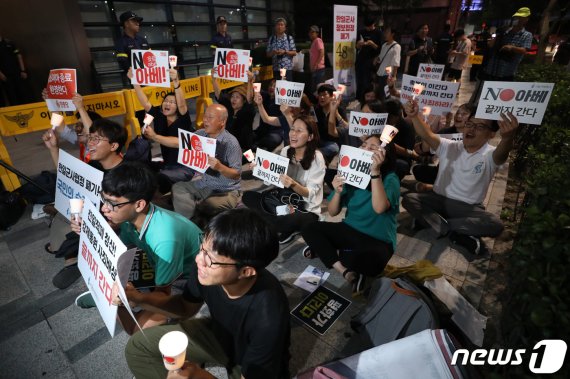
left=178, top=130, right=217, bottom=173
left=348, top=111, right=388, bottom=137
left=253, top=148, right=289, bottom=188
left=45, top=68, right=77, bottom=112
left=275, top=80, right=305, bottom=107
left=337, top=145, right=373, bottom=190
left=418, top=63, right=445, bottom=81
left=131, top=50, right=170, bottom=88
left=213, top=48, right=250, bottom=83
left=475, top=81, right=554, bottom=125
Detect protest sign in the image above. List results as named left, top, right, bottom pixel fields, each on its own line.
left=78, top=200, right=133, bottom=336
left=475, top=81, right=554, bottom=125
left=439, top=133, right=463, bottom=142
left=213, top=48, right=250, bottom=83
left=131, top=49, right=170, bottom=88
left=337, top=145, right=373, bottom=189
left=418, top=63, right=445, bottom=81
left=253, top=148, right=289, bottom=188
left=45, top=69, right=77, bottom=112
left=55, top=149, right=103, bottom=218
left=401, top=75, right=460, bottom=115
left=333, top=5, right=357, bottom=98
left=177, top=130, right=216, bottom=173
left=291, top=285, right=351, bottom=335
left=275, top=80, right=305, bottom=107
left=348, top=111, right=388, bottom=137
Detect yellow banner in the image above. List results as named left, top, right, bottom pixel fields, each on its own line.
left=469, top=55, right=484, bottom=65
left=204, top=76, right=243, bottom=94
left=334, top=42, right=355, bottom=70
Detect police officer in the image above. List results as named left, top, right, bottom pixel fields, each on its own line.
left=0, top=34, right=29, bottom=106
left=210, top=16, right=233, bottom=52
left=115, top=11, right=149, bottom=73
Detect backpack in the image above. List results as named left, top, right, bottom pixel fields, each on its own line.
left=124, top=135, right=152, bottom=163
left=341, top=276, right=439, bottom=356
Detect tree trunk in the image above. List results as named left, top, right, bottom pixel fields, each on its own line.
left=536, top=0, right=558, bottom=63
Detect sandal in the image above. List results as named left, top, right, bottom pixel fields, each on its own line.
left=301, top=245, right=314, bottom=259
left=45, top=243, right=56, bottom=255
left=342, top=269, right=365, bottom=295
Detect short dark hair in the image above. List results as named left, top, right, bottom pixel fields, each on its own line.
left=379, top=99, right=404, bottom=119
left=102, top=161, right=157, bottom=203
left=364, top=99, right=383, bottom=113
left=364, top=16, right=376, bottom=26
left=457, top=103, right=475, bottom=116
left=89, top=118, right=128, bottom=153
left=364, top=135, right=397, bottom=179
left=455, top=29, right=465, bottom=38
left=203, top=208, right=279, bottom=270
left=317, top=84, right=335, bottom=96
left=416, top=23, right=429, bottom=32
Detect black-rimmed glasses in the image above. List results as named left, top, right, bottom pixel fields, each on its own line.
left=199, top=245, right=240, bottom=268
left=101, top=197, right=136, bottom=211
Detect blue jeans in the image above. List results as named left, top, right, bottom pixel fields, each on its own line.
left=311, top=68, right=326, bottom=93
left=319, top=140, right=339, bottom=162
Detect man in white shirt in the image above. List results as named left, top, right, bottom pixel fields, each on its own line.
left=447, top=29, right=471, bottom=82
left=376, top=27, right=400, bottom=99
left=402, top=100, right=519, bottom=254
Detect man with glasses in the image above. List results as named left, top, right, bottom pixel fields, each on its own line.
left=72, top=161, right=202, bottom=332
left=402, top=99, right=519, bottom=255
left=124, top=208, right=290, bottom=379
left=42, top=118, right=126, bottom=289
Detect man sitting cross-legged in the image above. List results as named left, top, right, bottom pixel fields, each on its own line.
left=401, top=99, right=519, bottom=254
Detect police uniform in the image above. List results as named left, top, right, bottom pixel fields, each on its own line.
left=115, top=11, right=149, bottom=73
left=0, top=37, right=28, bottom=106
left=210, top=16, right=233, bottom=50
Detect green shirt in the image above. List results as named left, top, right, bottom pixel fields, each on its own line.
left=329, top=172, right=400, bottom=251
left=120, top=204, right=202, bottom=286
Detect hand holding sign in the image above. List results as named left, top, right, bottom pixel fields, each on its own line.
left=371, top=148, right=386, bottom=173
left=404, top=99, right=420, bottom=119
left=497, top=112, right=519, bottom=139
left=332, top=174, right=345, bottom=193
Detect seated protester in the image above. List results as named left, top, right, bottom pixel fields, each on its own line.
left=413, top=103, right=474, bottom=188
left=130, top=67, right=195, bottom=189
left=41, top=119, right=126, bottom=289
left=314, top=84, right=346, bottom=162
left=379, top=99, right=417, bottom=180
left=301, top=137, right=399, bottom=295
left=124, top=208, right=290, bottom=379
left=402, top=99, right=519, bottom=254
left=71, top=162, right=202, bottom=332
left=172, top=104, right=242, bottom=223
left=252, top=79, right=284, bottom=150
left=213, top=76, right=255, bottom=156
left=242, top=114, right=325, bottom=244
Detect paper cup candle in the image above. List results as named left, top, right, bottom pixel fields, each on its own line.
left=422, top=106, right=432, bottom=122
left=69, top=198, right=84, bottom=221
left=337, top=84, right=346, bottom=94
left=243, top=149, right=255, bottom=163
left=279, top=68, right=286, bottom=79
left=142, top=113, right=154, bottom=134
left=169, top=55, right=178, bottom=68
left=50, top=113, right=64, bottom=129
left=332, top=91, right=340, bottom=100
left=159, top=331, right=188, bottom=371
left=412, top=83, right=425, bottom=100
left=248, top=57, right=253, bottom=68
left=252, top=83, right=261, bottom=93
left=380, top=124, right=399, bottom=148
left=385, top=66, right=392, bottom=77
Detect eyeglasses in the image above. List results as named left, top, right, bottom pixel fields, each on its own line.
left=199, top=243, right=240, bottom=268
left=87, top=135, right=110, bottom=144
left=101, top=197, right=136, bottom=211
left=464, top=121, right=490, bottom=131
left=163, top=99, right=177, bottom=105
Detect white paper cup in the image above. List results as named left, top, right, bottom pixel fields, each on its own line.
left=158, top=331, right=188, bottom=371
left=248, top=57, right=253, bottom=67
left=337, top=84, right=346, bottom=94
left=169, top=55, right=178, bottom=68
left=279, top=68, right=286, bottom=78
left=50, top=113, right=64, bottom=128
left=332, top=91, right=340, bottom=99
left=143, top=113, right=154, bottom=126
left=243, top=149, right=255, bottom=162
left=412, top=83, right=425, bottom=99
left=252, top=83, right=261, bottom=93
left=380, top=124, right=399, bottom=146
left=69, top=198, right=84, bottom=220
left=422, top=106, right=432, bottom=116
left=385, top=66, right=392, bottom=75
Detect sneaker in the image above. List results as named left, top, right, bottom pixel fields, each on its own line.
left=75, top=291, right=96, bottom=309
left=301, top=245, right=314, bottom=259
left=279, top=231, right=300, bottom=245
left=52, top=264, right=81, bottom=289
left=352, top=274, right=366, bottom=296
left=449, top=232, right=481, bottom=255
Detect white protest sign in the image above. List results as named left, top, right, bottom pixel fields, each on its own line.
left=253, top=149, right=289, bottom=188
left=275, top=80, right=305, bottom=107
left=348, top=111, right=388, bottom=137
left=177, top=130, right=216, bottom=173
left=213, top=48, right=250, bottom=83
left=418, top=63, right=445, bottom=81
left=401, top=75, right=460, bottom=115
left=78, top=199, right=130, bottom=336
left=55, top=149, right=103, bottom=219
left=337, top=145, right=373, bottom=189
left=45, top=69, right=77, bottom=112
left=131, top=49, right=170, bottom=88
left=439, top=133, right=463, bottom=142
left=475, top=81, right=554, bottom=125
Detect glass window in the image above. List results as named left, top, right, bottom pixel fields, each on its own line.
left=172, top=5, right=210, bottom=23
left=85, top=27, right=116, bottom=48
left=99, top=73, right=125, bottom=92
left=248, top=26, right=268, bottom=39
left=246, top=10, right=266, bottom=24
left=91, top=51, right=120, bottom=72
left=246, top=0, right=266, bottom=7
left=176, top=0, right=208, bottom=3
left=113, top=2, right=167, bottom=22
left=177, top=26, right=212, bottom=43
left=271, top=0, right=286, bottom=10
left=182, top=46, right=212, bottom=61
left=140, top=26, right=173, bottom=44
left=214, top=8, right=241, bottom=23
left=78, top=1, right=112, bottom=23
left=212, top=0, right=240, bottom=6
left=227, top=25, right=244, bottom=40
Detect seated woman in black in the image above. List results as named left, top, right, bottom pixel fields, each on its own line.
left=252, top=79, right=284, bottom=150
left=130, top=67, right=195, bottom=191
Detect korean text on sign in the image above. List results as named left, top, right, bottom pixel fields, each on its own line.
left=177, top=130, right=217, bottom=173
left=131, top=49, right=170, bottom=88
left=213, top=48, right=250, bottom=83
left=337, top=145, right=374, bottom=190
left=253, top=148, right=290, bottom=188
left=348, top=111, right=388, bottom=137
left=275, top=80, right=305, bottom=107
left=400, top=75, right=460, bottom=116
left=45, top=69, right=77, bottom=112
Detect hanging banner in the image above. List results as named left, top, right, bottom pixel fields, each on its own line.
left=213, top=48, right=250, bottom=83
left=333, top=5, right=357, bottom=98
left=337, top=145, right=373, bottom=189
left=275, top=80, right=305, bottom=107
left=401, top=75, right=460, bottom=116
left=253, top=148, right=289, bottom=188
left=131, top=49, right=170, bottom=88
left=475, top=81, right=554, bottom=125
left=45, top=69, right=77, bottom=112
left=418, top=63, right=445, bottom=81
left=348, top=111, right=388, bottom=137
left=177, top=130, right=217, bottom=173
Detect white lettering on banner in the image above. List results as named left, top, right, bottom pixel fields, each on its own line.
left=401, top=75, right=459, bottom=116
left=475, top=81, right=554, bottom=125
left=213, top=48, right=250, bottom=83
left=253, top=149, right=289, bottom=188
left=348, top=111, right=388, bottom=137
left=337, top=145, right=373, bottom=189
left=131, top=50, right=170, bottom=88
left=45, top=68, right=77, bottom=112
left=177, top=130, right=216, bottom=173
left=275, top=80, right=305, bottom=108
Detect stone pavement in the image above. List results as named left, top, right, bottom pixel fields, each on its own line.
left=0, top=69, right=507, bottom=378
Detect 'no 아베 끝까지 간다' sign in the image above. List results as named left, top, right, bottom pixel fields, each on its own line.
left=131, top=50, right=170, bottom=88
left=337, top=145, right=374, bottom=190
left=418, top=63, right=445, bottom=81
left=253, top=148, right=289, bottom=188
left=177, top=130, right=217, bottom=173
left=213, top=48, right=250, bottom=83
left=45, top=69, right=77, bottom=112
left=275, top=80, right=305, bottom=107
left=348, top=111, right=388, bottom=137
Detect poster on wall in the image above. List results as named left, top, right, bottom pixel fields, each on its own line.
left=333, top=5, right=357, bottom=98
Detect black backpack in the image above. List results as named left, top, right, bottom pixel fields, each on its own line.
left=0, top=190, right=27, bottom=230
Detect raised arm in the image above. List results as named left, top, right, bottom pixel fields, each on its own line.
left=254, top=93, right=281, bottom=127
left=128, top=68, right=152, bottom=112
left=403, top=99, right=440, bottom=151
left=492, top=112, right=519, bottom=165
left=327, top=175, right=344, bottom=216
left=72, top=93, right=93, bottom=129
left=212, top=76, right=221, bottom=100
left=170, top=68, right=187, bottom=115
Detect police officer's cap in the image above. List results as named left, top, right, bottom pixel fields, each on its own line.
left=120, top=11, right=143, bottom=26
